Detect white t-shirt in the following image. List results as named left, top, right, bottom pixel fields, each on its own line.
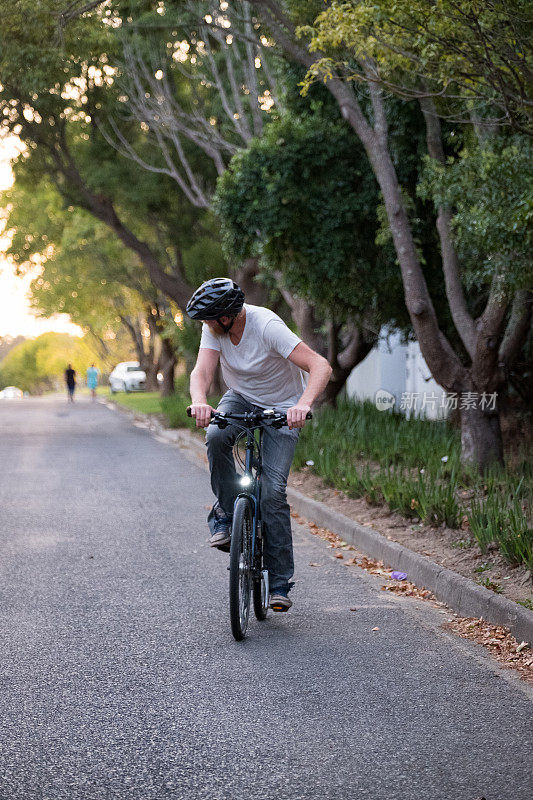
left=199, top=304, right=307, bottom=409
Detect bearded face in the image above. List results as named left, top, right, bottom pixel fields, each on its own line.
left=206, top=318, right=231, bottom=335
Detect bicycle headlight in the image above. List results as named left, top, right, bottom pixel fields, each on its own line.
left=240, top=475, right=252, bottom=487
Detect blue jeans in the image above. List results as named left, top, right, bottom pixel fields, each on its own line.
left=206, top=390, right=299, bottom=594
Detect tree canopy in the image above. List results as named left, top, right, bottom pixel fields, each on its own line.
left=0, top=332, right=98, bottom=393
left=215, top=112, right=398, bottom=322
left=301, top=0, right=533, bottom=135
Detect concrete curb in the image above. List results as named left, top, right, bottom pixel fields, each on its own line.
left=101, top=399, right=533, bottom=644
left=286, top=488, right=533, bottom=645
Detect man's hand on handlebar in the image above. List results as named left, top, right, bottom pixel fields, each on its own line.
left=189, top=402, right=216, bottom=428
left=286, top=402, right=312, bottom=430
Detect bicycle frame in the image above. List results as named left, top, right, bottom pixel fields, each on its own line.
left=235, top=424, right=263, bottom=581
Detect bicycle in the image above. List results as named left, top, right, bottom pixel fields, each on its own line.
left=187, top=406, right=312, bottom=640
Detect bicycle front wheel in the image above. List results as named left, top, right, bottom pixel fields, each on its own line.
left=229, top=496, right=253, bottom=641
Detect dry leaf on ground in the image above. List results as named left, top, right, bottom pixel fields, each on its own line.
left=443, top=617, right=533, bottom=684
left=297, top=508, right=532, bottom=683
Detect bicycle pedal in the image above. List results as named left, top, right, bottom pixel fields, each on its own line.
left=271, top=604, right=289, bottom=613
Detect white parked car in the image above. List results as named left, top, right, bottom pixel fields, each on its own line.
left=109, top=362, right=146, bottom=393
left=0, top=386, right=23, bottom=400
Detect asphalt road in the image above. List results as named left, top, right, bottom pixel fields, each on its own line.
left=0, top=395, right=531, bottom=800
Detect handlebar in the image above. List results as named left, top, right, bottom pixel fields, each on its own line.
left=186, top=406, right=312, bottom=428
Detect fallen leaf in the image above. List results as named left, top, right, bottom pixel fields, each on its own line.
left=309, top=562, right=321, bottom=567
left=372, top=626, right=380, bottom=632
left=443, top=617, right=533, bottom=684
left=335, top=552, right=344, bottom=559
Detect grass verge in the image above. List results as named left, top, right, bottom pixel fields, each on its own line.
left=107, top=391, right=163, bottom=415
left=107, top=389, right=219, bottom=432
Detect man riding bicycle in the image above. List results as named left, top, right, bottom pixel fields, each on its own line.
left=187, top=277, right=332, bottom=612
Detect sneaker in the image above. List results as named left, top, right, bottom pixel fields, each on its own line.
left=269, top=589, right=292, bottom=612
left=209, top=507, right=232, bottom=548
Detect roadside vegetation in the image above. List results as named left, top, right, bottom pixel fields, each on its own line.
left=107, top=377, right=219, bottom=432
left=106, top=391, right=163, bottom=416
left=293, top=401, right=533, bottom=572
left=0, top=332, right=135, bottom=395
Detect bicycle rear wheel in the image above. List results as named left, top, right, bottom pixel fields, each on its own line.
left=229, top=496, right=253, bottom=640
left=253, top=569, right=269, bottom=620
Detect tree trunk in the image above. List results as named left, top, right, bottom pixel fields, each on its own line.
left=120, top=315, right=160, bottom=391
left=235, top=257, right=268, bottom=306
left=141, top=360, right=159, bottom=392
left=366, top=140, right=467, bottom=393
left=53, top=128, right=194, bottom=308
left=276, top=283, right=327, bottom=355
left=316, top=325, right=376, bottom=407
left=277, top=281, right=378, bottom=405
left=143, top=312, right=160, bottom=391
left=158, top=337, right=176, bottom=397
left=460, top=403, right=504, bottom=473
left=419, top=96, right=476, bottom=357
left=317, top=367, right=353, bottom=407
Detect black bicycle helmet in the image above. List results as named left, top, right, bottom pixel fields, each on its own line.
left=186, top=278, right=245, bottom=320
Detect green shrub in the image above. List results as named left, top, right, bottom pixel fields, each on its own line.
left=160, top=394, right=197, bottom=430
left=468, top=485, right=532, bottom=570
left=295, top=398, right=532, bottom=570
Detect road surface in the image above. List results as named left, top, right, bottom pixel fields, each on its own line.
left=0, top=396, right=531, bottom=800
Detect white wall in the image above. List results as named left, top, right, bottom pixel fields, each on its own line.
left=346, top=328, right=448, bottom=419
left=405, top=340, right=448, bottom=419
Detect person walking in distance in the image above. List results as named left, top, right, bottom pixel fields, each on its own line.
left=86, top=363, right=99, bottom=401
left=65, top=364, right=76, bottom=403
left=186, top=278, right=332, bottom=611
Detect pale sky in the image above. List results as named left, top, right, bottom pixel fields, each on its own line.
left=0, top=136, right=83, bottom=339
